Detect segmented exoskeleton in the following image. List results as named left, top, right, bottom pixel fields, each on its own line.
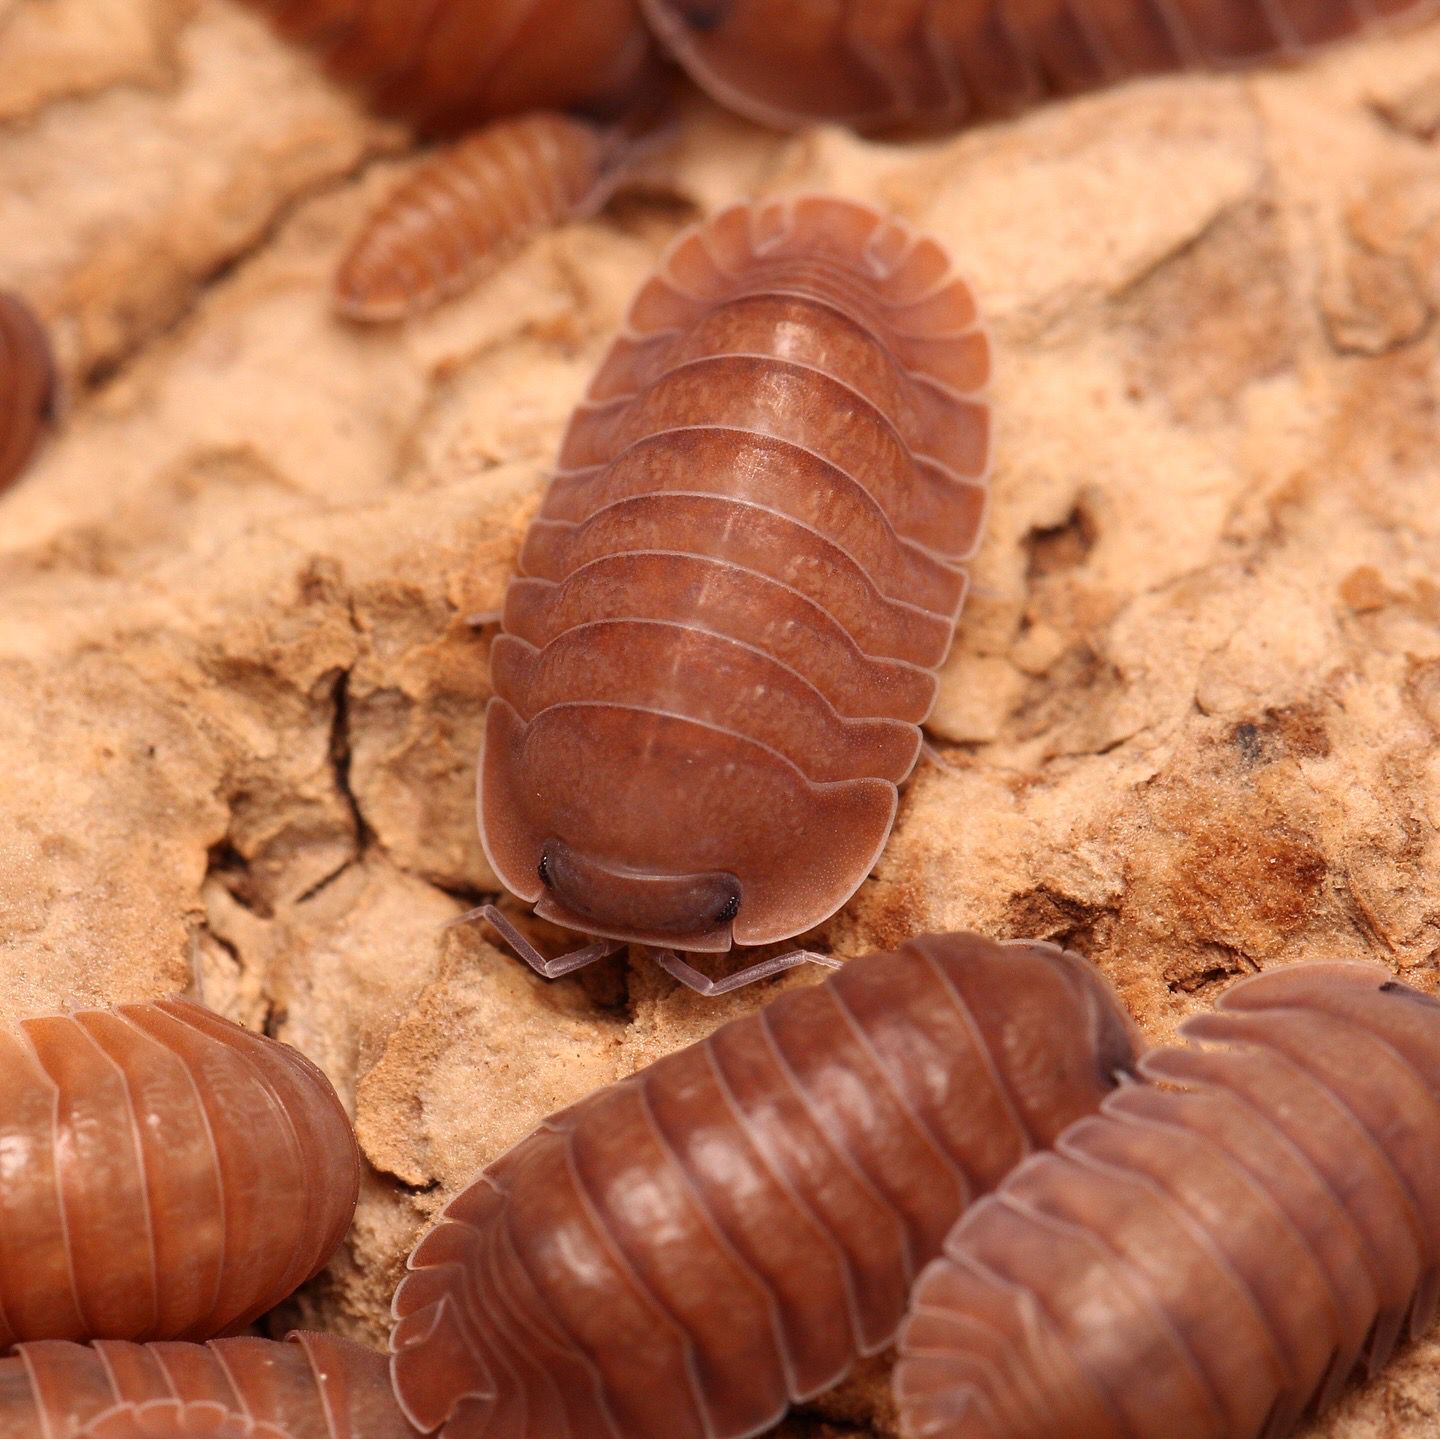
left=896, top=962, right=1440, bottom=1439
left=392, top=933, right=1142, bottom=1439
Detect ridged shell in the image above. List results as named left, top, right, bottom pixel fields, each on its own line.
left=895, top=962, right=1440, bottom=1439
left=335, top=112, right=643, bottom=321
left=0, top=1000, right=359, bottom=1346
left=236, top=0, right=659, bottom=134
left=0, top=1333, right=414, bottom=1439
left=642, top=0, right=1438, bottom=131
left=390, top=932, right=1142, bottom=1439
left=480, top=195, right=991, bottom=953
left=0, top=291, right=56, bottom=495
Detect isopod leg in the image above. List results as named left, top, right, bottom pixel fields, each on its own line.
left=919, top=738, right=958, bottom=775
left=653, top=948, right=840, bottom=996
left=464, top=902, right=623, bottom=979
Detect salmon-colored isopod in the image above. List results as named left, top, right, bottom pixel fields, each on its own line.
left=0, top=999, right=360, bottom=1347
left=0, top=1332, right=417, bottom=1438
left=477, top=195, right=991, bottom=992
left=641, top=0, right=1437, bottom=132
left=390, top=931, right=1142, bottom=1439
left=896, top=961, right=1440, bottom=1439
left=335, top=111, right=656, bottom=322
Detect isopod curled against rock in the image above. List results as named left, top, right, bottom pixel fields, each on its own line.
left=478, top=195, right=991, bottom=991
left=390, top=931, right=1142, bottom=1439
left=896, top=961, right=1440, bottom=1439
left=0, top=999, right=360, bottom=1347
left=0, top=290, right=57, bottom=496
left=0, top=1332, right=416, bottom=1438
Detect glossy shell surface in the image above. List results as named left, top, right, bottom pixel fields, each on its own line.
left=896, top=962, right=1440, bottom=1439
left=0, top=1000, right=360, bottom=1346
left=481, top=196, right=991, bottom=952
left=391, top=932, right=1141, bottom=1439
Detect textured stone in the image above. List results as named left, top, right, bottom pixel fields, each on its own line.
left=3, top=6, right=1440, bottom=1435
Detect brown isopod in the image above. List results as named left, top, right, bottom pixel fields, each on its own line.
left=0, top=999, right=360, bottom=1347
left=233, top=0, right=660, bottom=135
left=0, top=290, right=57, bottom=496
left=0, top=1331, right=417, bottom=1438
left=895, top=961, right=1440, bottom=1439
left=642, top=0, right=1437, bottom=132
left=389, top=931, right=1142, bottom=1439
left=474, top=195, right=991, bottom=993
left=335, top=110, right=663, bottom=322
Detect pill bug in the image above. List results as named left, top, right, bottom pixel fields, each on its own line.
left=0, top=999, right=360, bottom=1347
left=895, top=961, right=1440, bottom=1439
left=0, top=1332, right=417, bottom=1439
left=641, top=0, right=1436, bottom=131
left=234, top=0, right=660, bottom=135
left=0, top=290, right=57, bottom=496
left=389, top=931, right=1143, bottom=1439
left=335, top=110, right=662, bottom=322
left=477, top=195, right=990, bottom=991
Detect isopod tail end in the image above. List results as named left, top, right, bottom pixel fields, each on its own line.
left=390, top=1293, right=496, bottom=1435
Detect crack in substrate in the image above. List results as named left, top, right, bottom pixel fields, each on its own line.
left=328, top=665, right=370, bottom=851
left=294, top=665, right=371, bottom=905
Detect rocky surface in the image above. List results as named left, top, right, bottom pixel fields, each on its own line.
left=4, top=3, right=1440, bottom=1434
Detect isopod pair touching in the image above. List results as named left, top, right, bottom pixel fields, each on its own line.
left=388, top=935, right=1440, bottom=1439
left=236, top=0, right=1437, bottom=321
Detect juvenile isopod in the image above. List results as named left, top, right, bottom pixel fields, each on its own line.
left=0, top=1332, right=417, bottom=1438
left=475, top=195, right=991, bottom=992
left=390, top=931, right=1143, bottom=1439
left=642, top=0, right=1438, bottom=131
left=335, top=111, right=661, bottom=322
left=233, top=0, right=660, bottom=134
left=895, top=961, right=1440, bottom=1439
left=0, top=290, right=57, bottom=496
left=0, top=999, right=360, bottom=1347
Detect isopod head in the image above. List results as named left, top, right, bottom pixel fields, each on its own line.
left=479, top=695, right=898, bottom=950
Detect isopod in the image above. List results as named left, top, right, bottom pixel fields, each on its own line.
left=0, top=1332, right=417, bottom=1438
left=0, top=290, right=57, bottom=496
left=335, top=111, right=658, bottom=322
left=641, top=0, right=1437, bottom=131
left=390, top=931, right=1142, bottom=1439
left=0, top=999, right=360, bottom=1347
left=477, top=195, right=991, bottom=992
left=234, top=0, right=660, bottom=134
left=895, top=961, right=1440, bottom=1439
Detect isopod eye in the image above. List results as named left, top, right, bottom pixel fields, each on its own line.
left=538, top=854, right=552, bottom=887
left=716, top=893, right=740, bottom=924
left=668, top=0, right=732, bottom=31
left=1380, top=978, right=1440, bottom=1007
